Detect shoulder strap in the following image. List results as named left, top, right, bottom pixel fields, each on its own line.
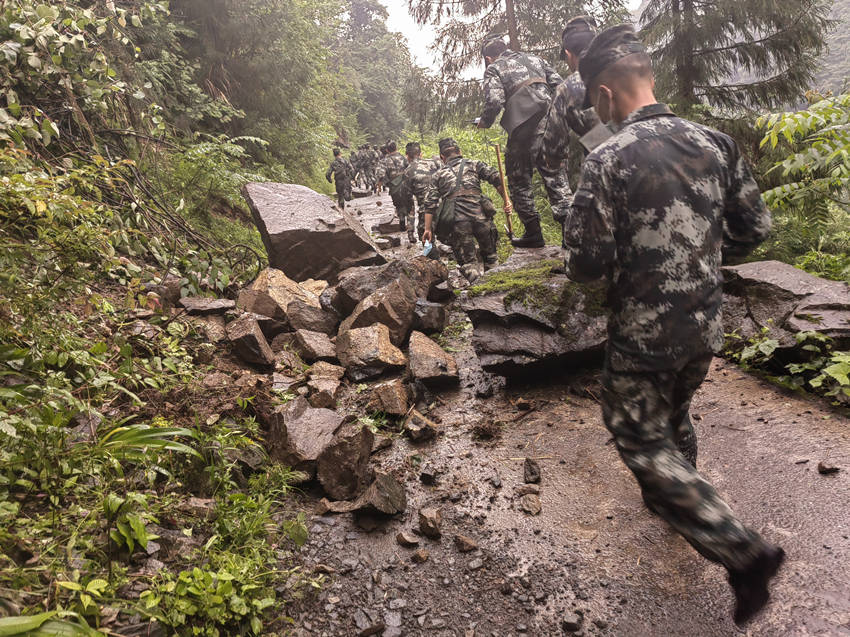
left=446, top=159, right=467, bottom=199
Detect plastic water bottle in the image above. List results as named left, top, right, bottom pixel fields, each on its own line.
left=423, top=240, right=433, bottom=257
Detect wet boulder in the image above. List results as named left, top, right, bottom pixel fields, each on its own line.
left=407, top=331, right=459, bottom=386
left=367, top=378, right=411, bottom=416
left=339, top=275, right=418, bottom=346
left=316, top=422, right=375, bottom=500
left=336, top=324, right=407, bottom=381
left=462, top=248, right=607, bottom=377
left=292, top=329, right=337, bottom=363
left=226, top=314, right=275, bottom=367
left=265, top=396, right=344, bottom=476
left=286, top=299, right=339, bottom=335
left=243, top=183, right=386, bottom=283
left=237, top=267, right=321, bottom=323
left=722, top=260, right=850, bottom=350
left=412, top=299, right=449, bottom=333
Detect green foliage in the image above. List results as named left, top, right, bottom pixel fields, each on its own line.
left=640, top=0, right=833, bottom=109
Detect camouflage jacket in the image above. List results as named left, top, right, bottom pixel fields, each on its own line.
left=423, top=155, right=502, bottom=220
left=325, top=157, right=353, bottom=184
left=480, top=50, right=562, bottom=129
left=564, top=103, right=771, bottom=372
left=377, top=152, right=409, bottom=184
left=539, top=72, right=598, bottom=167
left=405, top=157, right=443, bottom=207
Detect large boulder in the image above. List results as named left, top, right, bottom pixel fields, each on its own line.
left=462, top=248, right=607, bottom=376
left=336, top=324, right=407, bottom=381
left=286, top=300, right=339, bottom=335
left=316, top=422, right=374, bottom=500
left=243, top=183, right=386, bottom=283
left=722, top=260, right=850, bottom=349
left=226, top=314, right=276, bottom=367
left=237, top=267, right=320, bottom=323
left=407, top=331, right=459, bottom=386
left=265, top=396, right=344, bottom=475
left=339, top=275, right=418, bottom=346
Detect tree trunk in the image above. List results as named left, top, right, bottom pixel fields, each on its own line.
left=504, top=0, right=519, bottom=50
left=678, top=0, right=697, bottom=106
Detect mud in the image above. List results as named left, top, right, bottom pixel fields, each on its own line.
left=288, top=194, right=850, bottom=636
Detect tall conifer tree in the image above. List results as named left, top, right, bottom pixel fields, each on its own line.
left=639, top=0, right=834, bottom=109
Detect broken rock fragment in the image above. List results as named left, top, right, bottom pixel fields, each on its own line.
left=292, top=329, right=336, bottom=362
left=226, top=314, right=275, bottom=367
left=316, top=422, right=374, bottom=500
left=396, top=531, right=420, bottom=548
left=236, top=267, right=320, bottom=321
left=339, top=274, right=418, bottom=346
left=524, top=458, right=541, bottom=484
left=404, top=410, right=439, bottom=442
left=519, top=494, right=542, bottom=515
left=336, top=324, right=407, bottom=381
left=367, top=378, right=410, bottom=416
left=265, top=396, right=344, bottom=476
left=407, top=331, right=459, bottom=386
left=454, top=534, right=479, bottom=553
left=309, top=361, right=345, bottom=380
left=307, top=377, right=342, bottom=409
left=178, top=296, right=236, bottom=315
left=418, top=507, right=442, bottom=539
left=286, top=299, right=338, bottom=335
left=412, top=299, right=449, bottom=333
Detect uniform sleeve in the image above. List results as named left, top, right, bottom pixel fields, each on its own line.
left=479, top=64, right=505, bottom=128
left=564, top=158, right=617, bottom=282
left=540, top=87, right=570, bottom=167
left=375, top=158, right=386, bottom=182
left=422, top=171, right=450, bottom=214
left=542, top=60, right=564, bottom=92
left=325, top=162, right=333, bottom=182
left=476, top=160, right=502, bottom=189
left=723, top=145, right=771, bottom=258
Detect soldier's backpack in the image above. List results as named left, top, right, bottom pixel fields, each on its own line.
left=432, top=159, right=467, bottom=241
left=500, top=54, right=552, bottom=135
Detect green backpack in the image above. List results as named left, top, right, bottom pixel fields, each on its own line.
left=432, top=159, right=467, bottom=241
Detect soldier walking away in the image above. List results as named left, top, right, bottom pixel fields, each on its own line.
left=376, top=141, right=413, bottom=236
left=538, top=16, right=601, bottom=172
left=564, top=25, right=784, bottom=626
left=404, top=141, right=442, bottom=244
left=325, top=148, right=353, bottom=210
left=422, top=138, right=512, bottom=284
left=368, top=144, right=381, bottom=193
left=477, top=37, right=571, bottom=249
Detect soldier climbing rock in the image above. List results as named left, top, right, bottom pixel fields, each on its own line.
left=422, top=138, right=511, bottom=284
left=477, top=37, right=571, bottom=248
left=325, top=148, right=353, bottom=210
left=404, top=141, right=442, bottom=243
left=564, top=24, right=784, bottom=626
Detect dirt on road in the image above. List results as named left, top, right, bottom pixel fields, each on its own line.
left=288, top=194, right=850, bottom=637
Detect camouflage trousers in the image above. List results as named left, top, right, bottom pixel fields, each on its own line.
left=506, top=119, right=573, bottom=227
left=601, top=353, right=768, bottom=572
left=390, top=189, right=414, bottom=235
left=449, top=216, right=499, bottom=283
left=335, top=180, right=351, bottom=210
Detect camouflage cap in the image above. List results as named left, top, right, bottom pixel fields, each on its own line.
left=438, top=137, right=460, bottom=154
left=580, top=24, right=647, bottom=107
left=560, top=16, right=596, bottom=60
left=405, top=141, right=421, bottom=154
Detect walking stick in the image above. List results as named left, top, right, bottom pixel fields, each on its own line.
left=491, top=142, right=513, bottom=240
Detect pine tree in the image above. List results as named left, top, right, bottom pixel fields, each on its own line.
left=639, top=0, right=834, bottom=109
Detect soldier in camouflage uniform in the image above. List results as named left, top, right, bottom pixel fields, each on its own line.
left=368, top=144, right=381, bottom=193
left=565, top=25, right=784, bottom=625
left=325, top=148, right=353, bottom=210
left=404, top=141, right=443, bottom=243
left=477, top=38, right=571, bottom=248
left=538, top=16, right=600, bottom=173
left=376, top=141, right=413, bottom=234
left=422, top=138, right=511, bottom=283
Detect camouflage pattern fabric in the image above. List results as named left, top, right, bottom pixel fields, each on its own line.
left=377, top=152, right=409, bottom=188
left=325, top=156, right=353, bottom=209
left=564, top=103, right=771, bottom=373
left=601, top=353, right=770, bottom=571
left=479, top=50, right=562, bottom=129
left=378, top=151, right=412, bottom=228
left=506, top=118, right=573, bottom=225
left=538, top=72, right=599, bottom=169
left=423, top=156, right=502, bottom=280
left=406, top=156, right=443, bottom=239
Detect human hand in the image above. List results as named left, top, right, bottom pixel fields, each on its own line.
left=422, top=230, right=432, bottom=243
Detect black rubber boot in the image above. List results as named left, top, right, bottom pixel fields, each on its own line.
left=511, top=219, right=544, bottom=248
left=729, top=545, right=785, bottom=625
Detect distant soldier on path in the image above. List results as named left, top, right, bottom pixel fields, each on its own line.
left=422, top=138, right=511, bottom=283
left=564, top=25, right=783, bottom=625
left=538, top=16, right=601, bottom=171
left=376, top=141, right=413, bottom=237
left=325, top=148, right=353, bottom=210
left=404, top=141, right=442, bottom=243
left=477, top=38, right=571, bottom=248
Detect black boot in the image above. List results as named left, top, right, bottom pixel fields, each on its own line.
left=729, top=545, right=785, bottom=625
left=511, top=219, right=544, bottom=248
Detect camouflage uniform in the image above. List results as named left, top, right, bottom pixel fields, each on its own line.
left=377, top=151, right=413, bottom=230
left=367, top=146, right=381, bottom=192
left=480, top=50, right=572, bottom=236
left=405, top=156, right=443, bottom=240
left=565, top=102, right=773, bottom=572
left=325, top=156, right=353, bottom=209
left=423, top=155, right=501, bottom=282
left=537, top=71, right=598, bottom=178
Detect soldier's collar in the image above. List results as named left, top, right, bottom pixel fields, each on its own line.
left=620, top=103, right=674, bottom=128
left=445, top=155, right=464, bottom=165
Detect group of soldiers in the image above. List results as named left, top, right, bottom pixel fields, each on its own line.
left=328, top=16, right=786, bottom=627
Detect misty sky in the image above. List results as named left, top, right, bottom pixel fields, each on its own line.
left=381, top=0, right=644, bottom=70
